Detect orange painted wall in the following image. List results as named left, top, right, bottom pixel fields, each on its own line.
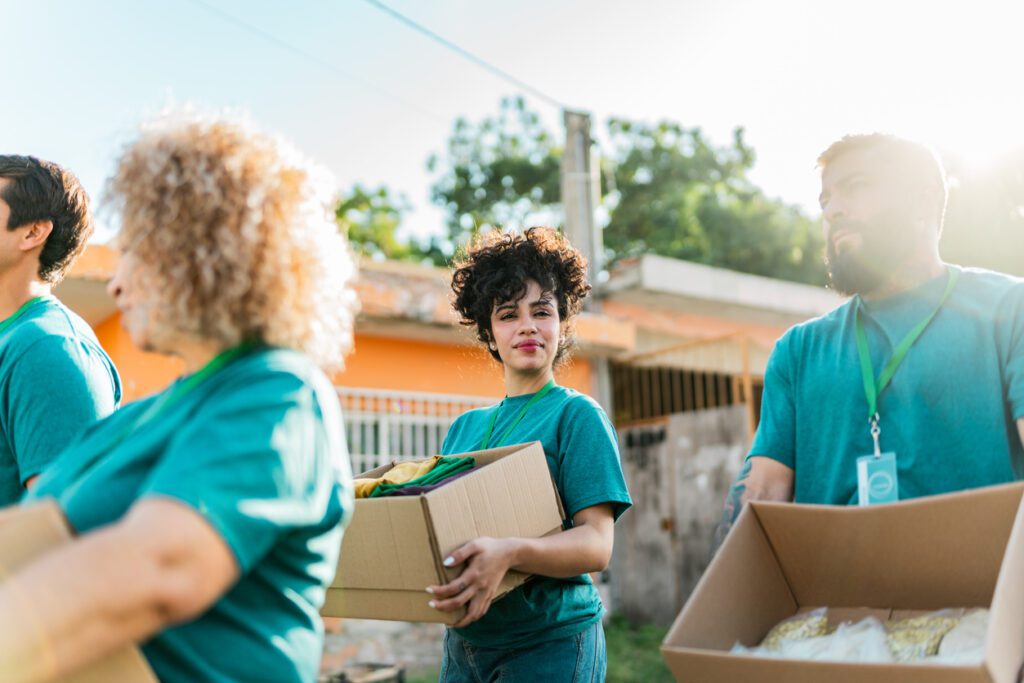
left=336, top=334, right=594, bottom=399
left=94, top=314, right=183, bottom=401
left=92, top=315, right=595, bottom=402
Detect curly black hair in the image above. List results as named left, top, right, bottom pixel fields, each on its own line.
left=451, top=227, right=592, bottom=365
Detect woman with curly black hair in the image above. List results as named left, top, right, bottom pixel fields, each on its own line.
left=427, top=227, right=632, bottom=682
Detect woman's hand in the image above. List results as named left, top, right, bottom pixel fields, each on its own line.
left=425, top=503, right=617, bottom=628
left=426, top=536, right=520, bottom=628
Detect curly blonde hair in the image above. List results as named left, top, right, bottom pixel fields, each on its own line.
left=106, top=112, right=357, bottom=370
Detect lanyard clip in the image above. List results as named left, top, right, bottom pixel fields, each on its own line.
left=870, top=413, right=882, bottom=458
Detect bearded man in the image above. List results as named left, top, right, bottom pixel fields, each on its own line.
left=712, top=134, right=1024, bottom=546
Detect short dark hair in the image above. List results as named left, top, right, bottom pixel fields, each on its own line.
left=817, top=134, right=948, bottom=228
left=0, top=155, right=93, bottom=283
left=451, top=226, right=592, bottom=365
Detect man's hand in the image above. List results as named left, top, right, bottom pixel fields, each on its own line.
left=710, top=456, right=794, bottom=556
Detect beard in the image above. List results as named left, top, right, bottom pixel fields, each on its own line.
left=825, top=212, right=918, bottom=296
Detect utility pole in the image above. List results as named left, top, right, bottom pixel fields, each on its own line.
left=561, top=110, right=613, bottom=413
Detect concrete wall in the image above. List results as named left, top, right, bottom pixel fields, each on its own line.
left=611, top=405, right=749, bottom=626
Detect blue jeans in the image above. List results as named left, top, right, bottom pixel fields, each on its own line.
left=439, top=621, right=607, bottom=683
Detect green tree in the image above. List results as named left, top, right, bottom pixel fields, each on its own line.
left=427, top=100, right=827, bottom=284
left=603, top=121, right=825, bottom=283
left=335, top=184, right=444, bottom=263
left=427, top=96, right=562, bottom=254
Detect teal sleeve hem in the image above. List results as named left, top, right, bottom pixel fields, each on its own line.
left=1010, top=393, right=1024, bottom=422
left=566, top=493, right=633, bottom=522
left=19, top=463, right=49, bottom=486
left=747, top=450, right=795, bottom=470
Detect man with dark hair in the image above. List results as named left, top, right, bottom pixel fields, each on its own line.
left=713, top=134, right=1024, bottom=546
left=0, top=155, right=120, bottom=503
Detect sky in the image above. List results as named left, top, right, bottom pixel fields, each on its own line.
left=3, top=0, right=1023, bottom=243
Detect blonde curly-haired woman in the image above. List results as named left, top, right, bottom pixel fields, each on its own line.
left=2, top=113, right=357, bottom=683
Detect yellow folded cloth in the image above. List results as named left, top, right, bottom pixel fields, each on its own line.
left=354, top=456, right=443, bottom=498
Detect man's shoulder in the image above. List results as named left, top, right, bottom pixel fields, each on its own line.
left=775, top=297, right=855, bottom=350
left=953, top=266, right=1024, bottom=301
left=7, top=298, right=100, bottom=350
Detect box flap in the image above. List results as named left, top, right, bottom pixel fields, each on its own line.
left=0, top=501, right=70, bottom=568
left=753, top=483, right=1024, bottom=610
left=69, top=649, right=160, bottom=683
left=321, top=587, right=460, bottom=624
left=461, top=442, right=549, bottom=467
left=659, top=648, right=990, bottom=683
left=332, top=496, right=439, bottom=591
left=0, top=502, right=159, bottom=683
left=663, top=503, right=797, bottom=653
left=423, top=442, right=564, bottom=583
left=985, top=483, right=1024, bottom=683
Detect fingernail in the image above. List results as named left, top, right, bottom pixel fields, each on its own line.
left=425, top=587, right=434, bottom=594
left=428, top=601, right=437, bottom=609
left=443, top=557, right=455, bottom=567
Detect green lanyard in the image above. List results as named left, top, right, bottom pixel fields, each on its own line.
left=116, top=341, right=255, bottom=444
left=0, top=296, right=48, bottom=336
left=855, top=267, right=959, bottom=453
left=479, top=379, right=556, bottom=450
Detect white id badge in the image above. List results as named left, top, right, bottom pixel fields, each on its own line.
left=856, top=452, right=899, bottom=506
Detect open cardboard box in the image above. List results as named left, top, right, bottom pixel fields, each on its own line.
left=0, top=501, right=158, bottom=682
left=322, top=442, right=566, bottom=624
left=662, top=482, right=1024, bottom=683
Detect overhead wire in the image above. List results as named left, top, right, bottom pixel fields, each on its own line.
left=181, top=0, right=450, bottom=124
left=357, top=0, right=571, bottom=111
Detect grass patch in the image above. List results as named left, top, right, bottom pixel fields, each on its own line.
left=403, top=618, right=671, bottom=683
left=605, top=616, right=672, bottom=682
left=406, top=668, right=440, bottom=683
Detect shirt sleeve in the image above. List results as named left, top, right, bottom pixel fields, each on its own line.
left=140, top=368, right=346, bottom=573
left=5, top=335, right=118, bottom=484
left=555, top=396, right=632, bottom=521
left=999, top=281, right=1024, bottom=420
left=749, top=331, right=798, bottom=468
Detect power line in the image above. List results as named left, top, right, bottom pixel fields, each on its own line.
left=358, top=0, right=569, bottom=111
left=182, top=0, right=449, bottom=124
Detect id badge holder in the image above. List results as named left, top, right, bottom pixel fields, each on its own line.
left=856, top=452, right=899, bottom=506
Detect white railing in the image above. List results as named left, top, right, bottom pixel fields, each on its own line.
left=337, top=387, right=494, bottom=475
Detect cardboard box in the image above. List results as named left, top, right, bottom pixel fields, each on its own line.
left=662, top=482, right=1024, bottom=683
left=0, top=501, right=158, bottom=682
left=322, top=442, right=565, bottom=624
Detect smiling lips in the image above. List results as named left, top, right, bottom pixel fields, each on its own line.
left=515, top=341, right=542, bottom=352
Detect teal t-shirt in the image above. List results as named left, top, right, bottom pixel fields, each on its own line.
left=0, top=296, right=120, bottom=505
left=441, top=384, right=632, bottom=650
left=25, top=348, right=353, bottom=683
left=751, top=266, right=1024, bottom=505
